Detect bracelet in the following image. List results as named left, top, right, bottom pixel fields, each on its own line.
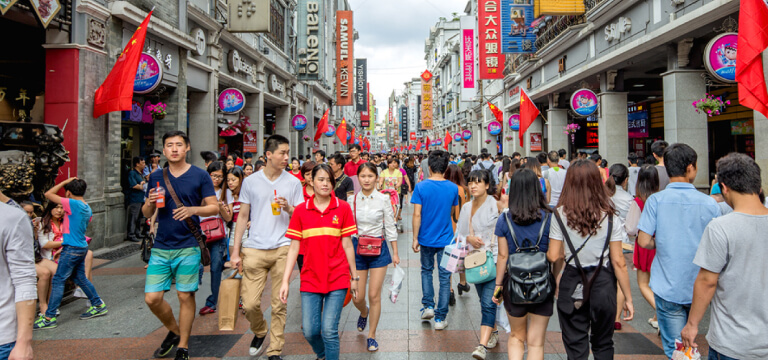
left=495, top=283, right=503, bottom=286
left=351, top=276, right=360, bottom=281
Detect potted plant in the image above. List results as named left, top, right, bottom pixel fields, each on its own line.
left=563, top=123, right=580, bottom=144
left=332, top=139, right=338, bottom=144
left=302, top=135, right=311, bottom=142
left=504, top=135, right=513, bottom=141
left=484, top=139, right=492, bottom=144
left=693, top=94, right=730, bottom=117
left=147, top=102, right=167, bottom=120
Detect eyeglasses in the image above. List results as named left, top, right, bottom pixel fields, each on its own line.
left=211, top=175, right=223, bottom=180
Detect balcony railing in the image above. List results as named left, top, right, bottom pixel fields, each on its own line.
left=533, top=15, right=586, bottom=53
left=585, top=0, right=612, bottom=13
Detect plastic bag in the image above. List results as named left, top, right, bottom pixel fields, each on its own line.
left=389, top=265, right=406, bottom=303
left=495, top=304, right=511, bottom=333
left=671, top=339, right=701, bottom=360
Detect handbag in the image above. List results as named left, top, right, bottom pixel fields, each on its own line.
left=353, top=193, right=383, bottom=256
left=504, top=211, right=553, bottom=305
left=140, top=232, right=154, bottom=263
left=439, top=234, right=468, bottom=273
left=465, top=250, right=496, bottom=284
left=200, top=217, right=226, bottom=243
left=162, top=168, right=212, bottom=266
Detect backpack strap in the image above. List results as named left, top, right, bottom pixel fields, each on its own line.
left=478, top=162, right=486, bottom=170
left=503, top=211, right=521, bottom=251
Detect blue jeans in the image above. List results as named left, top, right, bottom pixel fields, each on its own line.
left=655, top=294, right=691, bottom=359
left=301, top=289, right=347, bottom=360
left=420, top=245, right=451, bottom=321
left=0, top=342, right=14, bottom=360
left=46, top=246, right=103, bottom=318
left=709, top=348, right=739, bottom=360
left=200, top=239, right=227, bottom=308
left=474, top=279, right=497, bottom=328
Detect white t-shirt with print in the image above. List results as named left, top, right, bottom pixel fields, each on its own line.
left=239, top=170, right=304, bottom=250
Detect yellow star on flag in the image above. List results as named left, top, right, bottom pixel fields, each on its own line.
left=132, top=39, right=136, bottom=45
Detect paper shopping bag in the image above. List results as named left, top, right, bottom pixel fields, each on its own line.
left=217, top=272, right=241, bottom=331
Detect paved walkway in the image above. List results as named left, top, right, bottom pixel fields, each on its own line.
left=32, top=203, right=710, bottom=359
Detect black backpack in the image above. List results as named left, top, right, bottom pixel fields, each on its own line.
left=503, top=211, right=553, bottom=305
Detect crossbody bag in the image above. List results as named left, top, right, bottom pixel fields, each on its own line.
left=162, top=168, right=212, bottom=266
left=353, top=193, right=384, bottom=256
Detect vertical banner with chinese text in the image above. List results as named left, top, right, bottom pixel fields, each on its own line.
left=501, top=0, right=537, bottom=54
left=420, top=70, right=434, bottom=130
left=460, top=16, right=478, bottom=101
left=479, top=0, right=504, bottom=79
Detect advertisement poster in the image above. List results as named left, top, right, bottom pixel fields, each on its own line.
left=478, top=0, right=503, bottom=79
left=627, top=104, right=649, bottom=138
left=508, top=114, right=520, bottom=131
left=355, top=59, right=368, bottom=111
left=292, top=114, right=308, bottom=131
left=30, top=0, right=61, bottom=28
left=570, top=88, right=598, bottom=117
left=704, top=33, right=737, bottom=83
left=335, top=11, right=354, bottom=105
left=530, top=132, right=542, bottom=151
left=462, top=129, right=473, bottom=140
left=421, top=70, right=434, bottom=130
left=297, top=0, right=324, bottom=80
left=488, top=121, right=502, bottom=135
left=501, top=0, right=537, bottom=53
left=325, top=124, right=336, bottom=137
left=460, top=16, right=477, bottom=101
left=218, top=88, right=246, bottom=114
left=454, top=133, right=463, bottom=142
left=134, top=53, right=163, bottom=94
left=243, top=131, right=259, bottom=153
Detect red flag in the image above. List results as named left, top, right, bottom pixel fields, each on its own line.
left=93, top=11, right=154, bottom=118
left=488, top=102, right=504, bottom=129
left=336, top=117, right=348, bottom=146
left=426, top=136, right=431, bottom=147
left=737, top=0, right=768, bottom=118
left=444, top=130, right=451, bottom=150
left=365, top=137, right=371, bottom=151
left=416, top=138, right=422, bottom=151
left=519, top=88, right=540, bottom=147
left=314, top=109, right=330, bottom=141
left=350, top=127, right=356, bottom=145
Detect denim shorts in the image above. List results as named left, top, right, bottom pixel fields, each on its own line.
left=352, top=236, right=392, bottom=270
left=145, top=246, right=201, bottom=293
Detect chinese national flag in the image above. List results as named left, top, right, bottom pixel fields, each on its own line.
left=314, top=109, right=330, bottom=141
left=364, top=137, right=370, bottom=151
left=336, top=117, right=348, bottom=146
left=350, top=127, right=356, bottom=145
left=737, top=0, right=768, bottom=118
left=416, top=138, right=422, bottom=151
left=519, top=89, right=540, bottom=147
left=426, top=136, right=431, bottom=147
left=93, top=11, right=153, bottom=118
left=488, top=102, right=504, bottom=128
left=444, top=130, right=451, bottom=150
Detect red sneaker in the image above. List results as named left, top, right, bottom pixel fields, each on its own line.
left=199, top=306, right=216, bottom=315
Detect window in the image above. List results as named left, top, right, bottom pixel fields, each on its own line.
left=267, top=0, right=285, bottom=50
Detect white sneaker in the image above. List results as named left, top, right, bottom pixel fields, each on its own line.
left=648, top=318, right=659, bottom=329
left=434, top=319, right=448, bottom=330
left=486, top=330, right=499, bottom=349
left=471, top=345, right=487, bottom=360
left=420, top=307, right=434, bottom=320
left=73, top=287, right=87, bottom=298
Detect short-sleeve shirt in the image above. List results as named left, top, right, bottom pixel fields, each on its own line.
left=693, top=212, right=768, bottom=359
left=334, top=175, right=355, bottom=200
left=549, top=209, right=624, bottom=268
left=60, top=198, right=93, bottom=248
left=147, top=166, right=216, bottom=250
left=200, top=188, right=233, bottom=222
left=344, top=158, right=366, bottom=177
left=239, top=170, right=304, bottom=250
left=495, top=209, right=551, bottom=253
left=627, top=166, right=640, bottom=197
left=637, top=182, right=720, bottom=304
left=381, top=169, right=403, bottom=194
left=655, top=165, right=670, bottom=190
left=127, top=169, right=145, bottom=204
left=286, top=195, right=357, bottom=293
left=411, top=179, right=459, bottom=248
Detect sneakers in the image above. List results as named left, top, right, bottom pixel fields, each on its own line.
left=33, top=316, right=57, bottom=330
left=486, top=330, right=499, bottom=349
left=73, top=287, right=87, bottom=298
left=198, top=306, right=216, bottom=315
left=457, top=282, right=471, bottom=296
left=367, top=338, right=379, bottom=351
left=249, top=333, right=267, bottom=356
left=357, top=307, right=369, bottom=332
left=449, top=291, right=456, bottom=306
left=472, top=345, right=487, bottom=360
left=79, top=303, right=108, bottom=320
left=648, top=318, right=659, bottom=329
left=420, top=306, right=435, bottom=320
left=153, top=331, right=180, bottom=358
left=174, top=348, right=189, bottom=360
left=434, top=318, right=448, bottom=330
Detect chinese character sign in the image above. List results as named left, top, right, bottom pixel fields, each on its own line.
left=479, top=0, right=504, bottom=79
left=421, top=70, right=434, bottom=130
left=460, top=16, right=477, bottom=101
left=501, top=0, right=537, bottom=54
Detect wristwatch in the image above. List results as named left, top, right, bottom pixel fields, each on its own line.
left=351, top=276, right=360, bottom=281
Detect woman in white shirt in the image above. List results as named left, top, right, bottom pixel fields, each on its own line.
left=455, top=170, right=500, bottom=360
left=198, top=161, right=233, bottom=315
left=605, top=163, right=633, bottom=330
left=348, top=163, right=399, bottom=352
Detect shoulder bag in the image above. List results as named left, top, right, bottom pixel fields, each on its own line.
left=503, top=211, right=553, bottom=305
left=464, top=206, right=496, bottom=284
left=200, top=217, right=226, bottom=243
left=553, top=212, right=612, bottom=310
left=353, top=193, right=383, bottom=256
left=162, top=168, right=212, bottom=266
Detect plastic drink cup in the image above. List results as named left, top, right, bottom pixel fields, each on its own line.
left=271, top=189, right=281, bottom=215
left=155, top=182, right=166, bottom=208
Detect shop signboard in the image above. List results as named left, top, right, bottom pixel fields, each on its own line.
left=508, top=114, right=520, bottom=131
left=134, top=53, right=163, bottom=94
left=488, top=121, right=502, bottom=135
left=454, top=133, right=462, bottom=142
left=570, top=88, right=598, bottom=116
left=627, top=104, right=648, bottom=138
left=500, top=0, right=537, bottom=54
left=336, top=11, right=354, bottom=106
left=536, top=0, right=585, bottom=16
left=462, top=129, right=473, bottom=140
left=243, top=131, right=259, bottom=153
left=325, top=124, right=336, bottom=137
left=460, top=16, right=477, bottom=101
left=227, top=0, right=269, bottom=32
left=401, top=106, right=409, bottom=142
left=730, top=120, right=754, bottom=135
left=478, top=0, right=503, bottom=79
left=30, top=0, right=61, bottom=29
left=297, top=0, right=325, bottom=80
left=355, top=59, right=368, bottom=111
left=704, top=32, right=738, bottom=84
left=421, top=70, right=433, bottom=130
left=530, top=132, right=542, bottom=151
left=218, top=88, right=246, bottom=114
left=292, top=114, right=308, bottom=131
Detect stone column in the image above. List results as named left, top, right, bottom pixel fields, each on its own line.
left=597, top=92, right=628, bottom=165
left=188, top=90, right=217, bottom=167
left=243, top=93, right=262, bottom=156
left=524, top=115, right=543, bottom=156
left=547, top=108, right=569, bottom=155
left=754, top=51, right=768, bottom=192
left=661, top=69, right=709, bottom=188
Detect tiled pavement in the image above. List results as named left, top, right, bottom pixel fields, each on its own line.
left=32, top=203, right=710, bottom=359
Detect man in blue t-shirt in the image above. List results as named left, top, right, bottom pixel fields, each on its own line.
left=35, top=177, right=107, bottom=330
left=143, top=131, right=218, bottom=360
left=126, top=156, right=146, bottom=242
left=411, top=150, right=459, bottom=330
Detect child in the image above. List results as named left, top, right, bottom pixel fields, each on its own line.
left=34, top=178, right=107, bottom=330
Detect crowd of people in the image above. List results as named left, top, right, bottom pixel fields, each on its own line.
left=1, top=130, right=767, bottom=360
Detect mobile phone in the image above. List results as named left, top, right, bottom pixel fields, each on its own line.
left=493, top=286, right=503, bottom=299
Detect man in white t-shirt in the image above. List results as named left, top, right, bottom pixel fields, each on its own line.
left=545, top=151, right=567, bottom=207
left=231, top=134, right=304, bottom=359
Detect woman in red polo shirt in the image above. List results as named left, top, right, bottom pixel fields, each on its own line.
left=280, top=164, right=359, bottom=360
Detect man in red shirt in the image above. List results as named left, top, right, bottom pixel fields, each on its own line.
left=344, top=144, right=366, bottom=195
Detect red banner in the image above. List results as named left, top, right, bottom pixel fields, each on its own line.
left=478, top=0, right=503, bottom=79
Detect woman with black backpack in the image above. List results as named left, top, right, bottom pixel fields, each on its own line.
left=546, top=160, right=634, bottom=360
left=492, top=168, right=553, bottom=360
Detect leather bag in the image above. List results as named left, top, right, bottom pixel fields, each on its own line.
left=200, top=217, right=226, bottom=243
left=353, top=193, right=383, bottom=257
